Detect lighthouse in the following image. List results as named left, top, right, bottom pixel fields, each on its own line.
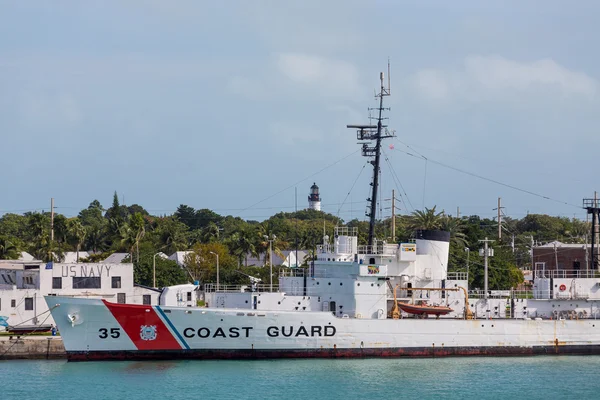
left=308, top=182, right=321, bottom=211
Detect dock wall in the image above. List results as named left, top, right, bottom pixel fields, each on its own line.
left=0, top=337, right=66, bottom=360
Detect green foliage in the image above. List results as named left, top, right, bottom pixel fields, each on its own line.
left=0, top=191, right=591, bottom=291
left=0, top=235, right=20, bottom=259
left=408, top=206, right=444, bottom=231
left=134, top=242, right=187, bottom=287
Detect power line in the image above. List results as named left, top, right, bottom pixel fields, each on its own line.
left=391, top=146, right=581, bottom=209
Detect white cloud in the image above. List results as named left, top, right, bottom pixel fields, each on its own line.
left=276, top=53, right=362, bottom=98
left=413, top=69, right=449, bottom=100
left=411, top=55, right=598, bottom=101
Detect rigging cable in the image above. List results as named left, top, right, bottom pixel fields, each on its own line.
left=240, top=149, right=360, bottom=213
left=381, top=149, right=414, bottom=212
left=336, top=162, right=368, bottom=219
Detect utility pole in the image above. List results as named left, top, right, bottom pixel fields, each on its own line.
left=391, top=189, right=396, bottom=242
left=479, top=237, right=495, bottom=299
left=584, top=194, right=600, bottom=271
left=530, top=235, right=534, bottom=272
left=493, top=197, right=504, bottom=240
left=50, top=198, right=55, bottom=242
left=384, top=189, right=401, bottom=242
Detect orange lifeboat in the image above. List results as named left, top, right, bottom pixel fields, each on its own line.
left=397, top=301, right=453, bottom=318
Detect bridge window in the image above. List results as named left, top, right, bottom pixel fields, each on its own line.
left=369, top=258, right=375, bottom=264
left=25, top=297, right=33, bottom=310
left=143, top=295, right=151, bottom=305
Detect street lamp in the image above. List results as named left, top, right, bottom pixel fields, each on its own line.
left=464, top=247, right=470, bottom=288
left=153, top=252, right=161, bottom=288
left=264, top=234, right=276, bottom=292
left=209, top=251, right=219, bottom=291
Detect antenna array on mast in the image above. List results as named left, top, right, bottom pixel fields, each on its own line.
left=346, top=62, right=395, bottom=246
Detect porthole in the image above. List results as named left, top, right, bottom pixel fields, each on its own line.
left=328, top=282, right=331, bottom=285
left=340, top=282, right=343, bottom=286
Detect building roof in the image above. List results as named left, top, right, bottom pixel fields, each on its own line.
left=102, top=253, right=130, bottom=263
left=535, top=241, right=589, bottom=249
left=18, top=252, right=37, bottom=262
left=168, top=251, right=194, bottom=266
left=61, top=251, right=91, bottom=263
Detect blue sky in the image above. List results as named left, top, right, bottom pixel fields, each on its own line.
left=1, top=1, right=599, bottom=222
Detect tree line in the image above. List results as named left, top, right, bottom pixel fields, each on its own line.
left=0, top=192, right=591, bottom=290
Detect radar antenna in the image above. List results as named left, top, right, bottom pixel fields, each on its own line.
left=347, top=62, right=394, bottom=246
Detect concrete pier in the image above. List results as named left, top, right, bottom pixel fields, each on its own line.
left=0, top=336, right=66, bottom=360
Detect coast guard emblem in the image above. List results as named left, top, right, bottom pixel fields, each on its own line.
left=140, top=325, right=157, bottom=341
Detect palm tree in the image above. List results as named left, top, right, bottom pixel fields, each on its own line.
left=85, top=224, right=109, bottom=253
left=119, top=223, right=137, bottom=261
left=0, top=236, right=19, bottom=260
left=156, top=218, right=188, bottom=254
left=440, top=215, right=468, bottom=248
left=201, top=222, right=221, bottom=243
left=27, top=212, right=48, bottom=251
left=226, top=231, right=257, bottom=267
left=68, top=219, right=87, bottom=262
left=130, top=213, right=146, bottom=263
left=408, top=206, right=444, bottom=231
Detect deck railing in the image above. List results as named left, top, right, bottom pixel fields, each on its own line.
left=204, top=283, right=279, bottom=293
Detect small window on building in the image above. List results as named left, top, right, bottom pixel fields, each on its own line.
left=25, top=297, right=33, bottom=310
left=72, top=277, right=101, bottom=289
left=117, top=293, right=126, bottom=304
left=11, top=299, right=16, bottom=308
left=187, top=292, right=192, bottom=301
left=112, top=276, right=122, bottom=289
left=52, top=277, right=62, bottom=289
left=143, top=295, right=151, bottom=305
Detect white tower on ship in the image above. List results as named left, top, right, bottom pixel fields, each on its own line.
left=308, top=182, right=321, bottom=211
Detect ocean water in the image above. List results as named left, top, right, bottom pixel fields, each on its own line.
left=2, top=357, right=599, bottom=399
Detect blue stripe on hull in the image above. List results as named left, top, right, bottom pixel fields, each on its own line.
left=154, top=306, right=190, bottom=350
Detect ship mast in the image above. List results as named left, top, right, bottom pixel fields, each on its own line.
left=347, top=64, right=393, bottom=246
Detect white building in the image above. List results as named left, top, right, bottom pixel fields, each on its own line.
left=0, top=260, right=161, bottom=330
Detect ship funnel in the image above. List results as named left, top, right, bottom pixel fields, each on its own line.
left=414, top=230, right=450, bottom=280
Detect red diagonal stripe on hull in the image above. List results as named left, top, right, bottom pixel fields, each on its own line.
left=102, top=300, right=181, bottom=350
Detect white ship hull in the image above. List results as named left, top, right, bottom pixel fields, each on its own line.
left=46, top=296, right=600, bottom=361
